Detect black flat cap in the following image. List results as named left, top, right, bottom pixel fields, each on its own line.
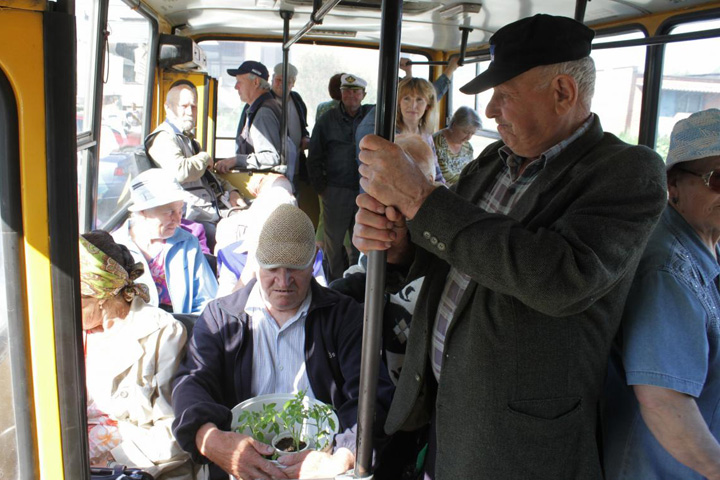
left=460, top=14, right=595, bottom=95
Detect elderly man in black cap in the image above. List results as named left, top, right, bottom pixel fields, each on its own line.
left=172, top=204, right=394, bottom=480
left=353, top=14, right=668, bottom=479
left=215, top=61, right=283, bottom=174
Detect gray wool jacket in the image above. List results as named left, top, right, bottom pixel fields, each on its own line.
left=384, top=115, right=668, bottom=480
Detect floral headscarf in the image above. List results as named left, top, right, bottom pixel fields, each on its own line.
left=79, top=237, right=150, bottom=303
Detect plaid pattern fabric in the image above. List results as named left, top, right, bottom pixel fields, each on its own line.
left=429, top=116, right=593, bottom=381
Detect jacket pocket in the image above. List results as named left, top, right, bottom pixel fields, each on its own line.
left=507, top=396, right=581, bottom=421
left=503, top=397, right=584, bottom=479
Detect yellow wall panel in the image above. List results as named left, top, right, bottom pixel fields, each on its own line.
left=0, top=7, right=63, bottom=480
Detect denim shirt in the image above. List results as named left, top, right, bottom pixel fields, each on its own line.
left=603, top=206, right=720, bottom=479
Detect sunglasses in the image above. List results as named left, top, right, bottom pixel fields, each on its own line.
left=675, top=166, right=720, bottom=193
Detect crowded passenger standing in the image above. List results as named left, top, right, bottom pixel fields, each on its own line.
left=353, top=14, right=667, bottom=479
left=603, top=109, right=720, bottom=480
left=113, top=169, right=217, bottom=315
left=432, top=106, right=482, bottom=185
left=145, top=83, right=242, bottom=249
left=307, top=74, right=373, bottom=281
left=80, top=231, right=194, bottom=479
left=315, top=73, right=344, bottom=122
left=214, top=61, right=283, bottom=174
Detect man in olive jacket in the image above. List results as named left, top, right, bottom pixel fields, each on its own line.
left=353, top=15, right=668, bottom=479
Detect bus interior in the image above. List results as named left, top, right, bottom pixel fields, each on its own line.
left=1, top=0, right=720, bottom=478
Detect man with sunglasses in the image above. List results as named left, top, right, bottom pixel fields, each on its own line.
left=603, top=109, right=720, bottom=480
left=353, top=14, right=668, bottom=479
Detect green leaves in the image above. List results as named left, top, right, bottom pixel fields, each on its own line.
left=234, top=390, right=336, bottom=452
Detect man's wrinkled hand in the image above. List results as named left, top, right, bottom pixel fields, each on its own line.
left=358, top=135, right=436, bottom=220
left=215, top=158, right=236, bottom=174
left=352, top=193, right=412, bottom=265
left=196, top=424, right=288, bottom=480
left=278, top=448, right=354, bottom=479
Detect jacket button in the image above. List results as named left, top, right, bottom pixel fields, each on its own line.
left=430, top=237, right=438, bottom=245
left=414, top=373, right=421, bottom=382
left=423, top=231, right=431, bottom=239
left=437, top=242, right=445, bottom=251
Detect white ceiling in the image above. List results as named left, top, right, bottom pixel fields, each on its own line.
left=143, top=0, right=720, bottom=51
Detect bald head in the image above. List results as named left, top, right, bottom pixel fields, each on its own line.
left=395, top=134, right=435, bottom=180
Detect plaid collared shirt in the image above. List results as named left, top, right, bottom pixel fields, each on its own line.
left=430, top=116, right=593, bottom=381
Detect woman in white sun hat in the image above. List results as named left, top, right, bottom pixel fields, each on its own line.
left=603, top=108, right=720, bottom=479
left=112, top=168, right=217, bottom=314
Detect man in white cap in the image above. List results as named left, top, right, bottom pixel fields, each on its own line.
left=307, top=73, right=373, bottom=281
left=172, top=204, right=393, bottom=480
left=215, top=61, right=283, bottom=175
left=145, top=82, right=242, bottom=249
left=112, top=168, right=218, bottom=314
left=603, top=108, right=720, bottom=480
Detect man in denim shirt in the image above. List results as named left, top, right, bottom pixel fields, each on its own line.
left=604, top=109, right=720, bottom=479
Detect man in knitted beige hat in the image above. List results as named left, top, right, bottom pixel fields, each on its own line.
left=172, top=204, right=394, bottom=480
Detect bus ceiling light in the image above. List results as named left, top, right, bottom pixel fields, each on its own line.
left=438, top=2, right=482, bottom=20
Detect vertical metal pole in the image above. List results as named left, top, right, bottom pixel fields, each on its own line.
left=280, top=10, right=293, bottom=168
left=574, top=0, right=588, bottom=22
left=458, top=27, right=473, bottom=66
left=355, top=0, right=402, bottom=477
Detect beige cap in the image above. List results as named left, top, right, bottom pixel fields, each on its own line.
left=255, top=204, right=316, bottom=270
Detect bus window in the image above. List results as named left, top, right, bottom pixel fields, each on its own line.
left=451, top=60, right=499, bottom=155
left=592, top=30, right=647, bottom=144
left=657, top=18, right=720, bottom=158
left=76, top=0, right=99, bottom=136
left=199, top=40, right=429, bottom=156
left=95, top=0, right=152, bottom=228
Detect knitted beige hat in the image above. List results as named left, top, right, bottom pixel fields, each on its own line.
left=256, top=204, right=316, bottom=270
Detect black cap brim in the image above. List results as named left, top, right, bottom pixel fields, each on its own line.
left=459, top=63, right=530, bottom=95
left=227, top=68, right=240, bottom=76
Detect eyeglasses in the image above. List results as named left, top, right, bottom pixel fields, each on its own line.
left=675, top=166, right=720, bottom=193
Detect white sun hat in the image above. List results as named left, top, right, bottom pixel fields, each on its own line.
left=128, top=168, right=186, bottom=212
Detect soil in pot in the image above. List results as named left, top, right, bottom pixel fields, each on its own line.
left=275, top=436, right=307, bottom=453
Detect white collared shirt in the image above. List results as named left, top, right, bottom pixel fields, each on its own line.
left=245, top=283, right=315, bottom=398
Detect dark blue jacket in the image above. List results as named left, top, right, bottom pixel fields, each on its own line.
left=171, top=279, right=394, bottom=479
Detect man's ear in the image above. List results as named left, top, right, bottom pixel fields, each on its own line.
left=552, top=74, right=578, bottom=115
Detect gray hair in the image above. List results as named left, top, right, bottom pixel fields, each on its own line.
left=449, top=106, right=482, bottom=131
left=273, top=62, right=298, bottom=81
left=537, top=56, right=596, bottom=111
left=248, top=73, right=272, bottom=91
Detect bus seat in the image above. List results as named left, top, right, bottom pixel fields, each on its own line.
left=173, top=313, right=199, bottom=337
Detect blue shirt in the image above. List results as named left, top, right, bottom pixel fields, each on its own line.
left=603, top=206, right=720, bottom=479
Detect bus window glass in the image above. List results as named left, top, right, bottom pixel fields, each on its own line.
left=199, top=40, right=428, bottom=156
left=657, top=19, right=720, bottom=158
left=0, top=265, right=18, bottom=480
left=451, top=60, right=498, bottom=154
left=592, top=30, right=647, bottom=144
left=76, top=0, right=99, bottom=135
left=96, top=0, right=151, bottom=228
